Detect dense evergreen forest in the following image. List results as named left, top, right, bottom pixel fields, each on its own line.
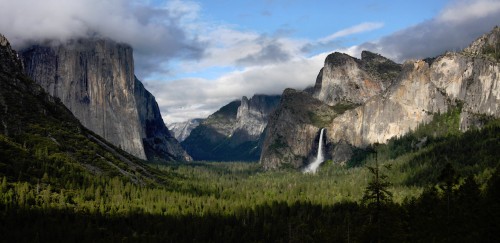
left=1, top=100, right=499, bottom=242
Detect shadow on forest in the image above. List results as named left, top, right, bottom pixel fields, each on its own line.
left=2, top=166, right=500, bottom=243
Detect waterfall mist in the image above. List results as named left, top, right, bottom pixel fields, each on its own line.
left=304, top=128, right=325, bottom=174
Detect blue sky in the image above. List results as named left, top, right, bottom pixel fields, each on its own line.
left=1, top=0, right=500, bottom=123
left=200, top=0, right=446, bottom=40
left=155, top=0, right=450, bottom=81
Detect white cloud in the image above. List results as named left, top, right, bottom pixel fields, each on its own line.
left=0, top=0, right=367, bottom=124
left=155, top=21, right=387, bottom=123
left=347, top=0, right=500, bottom=62
left=158, top=0, right=500, bottom=123
left=439, top=0, right=500, bottom=24
left=318, top=22, right=384, bottom=43
left=0, top=0, right=205, bottom=78
left=5, top=0, right=498, bottom=125
left=176, top=26, right=307, bottom=74
left=146, top=53, right=328, bottom=123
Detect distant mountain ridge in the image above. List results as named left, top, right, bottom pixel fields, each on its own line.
left=181, top=94, right=280, bottom=161
left=20, top=38, right=191, bottom=162
left=261, top=26, right=500, bottom=170
left=168, top=118, right=204, bottom=142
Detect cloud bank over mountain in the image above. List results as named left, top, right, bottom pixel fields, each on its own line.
left=0, top=0, right=205, bottom=77
left=345, top=0, right=500, bottom=61
left=1, top=0, right=499, bottom=123
left=155, top=0, right=500, bottom=123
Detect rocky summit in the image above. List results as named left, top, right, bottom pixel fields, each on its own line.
left=182, top=94, right=280, bottom=161
left=313, top=50, right=401, bottom=106
left=20, top=38, right=190, bottom=162
left=260, top=26, right=500, bottom=170
left=168, top=118, right=204, bottom=142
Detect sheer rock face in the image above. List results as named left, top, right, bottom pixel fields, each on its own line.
left=260, top=89, right=335, bottom=170
left=430, top=53, right=500, bottom=130
left=134, top=79, right=192, bottom=162
left=234, top=95, right=281, bottom=141
left=182, top=94, right=280, bottom=161
left=260, top=27, right=500, bottom=170
left=328, top=52, right=500, bottom=147
left=432, top=26, right=500, bottom=130
left=20, top=38, right=190, bottom=162
left=327, top=60, right=449, bottom=147
left=313, top=51, right=401, bottom=106
left=463, top=26, right=500, bottom=58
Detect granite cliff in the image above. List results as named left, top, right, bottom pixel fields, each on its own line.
left=0, top=33, right=158, bottom=183
left=20, top=38, right=190, bottom=162
left=182, top=94, right=280, bottom=161
left=134, top=79, right=192, bottom=162
left=313, top=51, right=401, bottom=106
left=260, top=89, right=338, bottom=169
left=261, top=26, right=500, bottom=170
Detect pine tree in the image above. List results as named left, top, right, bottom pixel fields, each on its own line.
left=1, top=176, right=7, bottom=193
left=438, top=163, right=457, bottom=220
left=362, top=149, right=393, bottom=243
left=362, top=150, right=393, bottom=207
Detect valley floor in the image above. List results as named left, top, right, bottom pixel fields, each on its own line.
left=1, top=107, right=499, bottom=242
left=1, top=158, right=500, bottom=242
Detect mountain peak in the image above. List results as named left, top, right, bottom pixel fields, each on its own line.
left=0, top=34, right=23, bottom=76
left=314, top=51, right=401, bottom=106
left=361, top=50, right=393, bottom=64
left=0, top=34, right=9, bottom=47
left=463, top=25, right=500, bottom=61
left=324, top=52, right=358, bottom=67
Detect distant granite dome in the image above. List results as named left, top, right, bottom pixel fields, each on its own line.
left=168, top=118, right=204, bottom=142
left=20, top=38, right=191, bottom=162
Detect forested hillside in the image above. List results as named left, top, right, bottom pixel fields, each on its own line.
left=1, top=105, right=499, bottom=242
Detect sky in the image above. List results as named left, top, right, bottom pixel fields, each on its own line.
left=1, top=0, right=500, bottom=123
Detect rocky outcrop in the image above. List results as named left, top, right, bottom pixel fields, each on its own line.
left=260, top=51, right=401, bottom=169
left=168, top=118, right=204, bottom=142
left=313, top=51, right=401, bottom=106
left=260, top=89, right=337, bottom=169
left=233, top=95, right=281, bottom=141
left=181, top=100, right=241, bottom=161
left=463, top=26, right=500, bottom=61
left=327, top=60, right=448, bottom=147
left=20, top=38, right=190, bottom=162
left=327, top=49, right=500, bottom=147
left=260, top=27, right=500, bottom=170
left=182, top=94, right=280, bottom=161
left=1, top=33, right=30, bottom=138
left=134, top=79, right=192, bottom=162
left=0, top=34, right=23, bottom=76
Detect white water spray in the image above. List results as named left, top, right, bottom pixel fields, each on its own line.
left=304, top=128, right=325, bottom=174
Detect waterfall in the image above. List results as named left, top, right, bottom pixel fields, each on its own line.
left=304, top=128, right=325, bottom=174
